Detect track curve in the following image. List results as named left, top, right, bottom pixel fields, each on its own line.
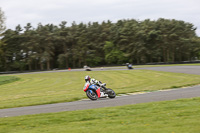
left=0, top=65, right=200, bottom=117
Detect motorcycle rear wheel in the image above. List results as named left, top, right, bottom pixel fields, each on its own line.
left=86, top=90, right=98, bottom=100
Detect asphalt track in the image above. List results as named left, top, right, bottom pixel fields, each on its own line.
left=0, top=65, right=200, bottom=117
left=141, top=65, right=200, bottom=75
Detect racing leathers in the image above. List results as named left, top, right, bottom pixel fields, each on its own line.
left=90, top=78, right=106, bottom=88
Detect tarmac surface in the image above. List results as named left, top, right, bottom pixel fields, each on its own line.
left=141, top=65, right=200, bottom=75
left=0, top=65, right=200, bottom=117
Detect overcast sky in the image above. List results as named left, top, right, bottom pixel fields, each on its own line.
left=1, top=0, right=200, bottom=36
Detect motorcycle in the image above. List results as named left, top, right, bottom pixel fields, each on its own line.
left=83, top=65, right=92, bottom=71
left=83, top=82, right=116, bottom=100
left=126, top=63, right=133, bottom=69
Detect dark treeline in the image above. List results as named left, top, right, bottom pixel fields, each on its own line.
left=0, top=18, right=200, bottom=71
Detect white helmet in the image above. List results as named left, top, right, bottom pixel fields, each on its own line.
left=85, top=75, right=91, bottom=82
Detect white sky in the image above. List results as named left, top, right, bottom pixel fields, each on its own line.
left=1, top=0, right=200, bottom=36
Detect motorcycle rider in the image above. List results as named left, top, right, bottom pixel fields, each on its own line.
left=85, top=75, right=105, bottom=87
left=84, top=75, right=107, bottom=97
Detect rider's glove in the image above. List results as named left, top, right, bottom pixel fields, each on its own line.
left=100, top=83, right=106, bottom=87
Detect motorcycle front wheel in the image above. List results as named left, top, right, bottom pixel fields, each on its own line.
left=107, top=88, right=116, bottom=98
left=86, top=90, right=98, bottom=100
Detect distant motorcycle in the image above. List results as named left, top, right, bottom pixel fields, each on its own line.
left=83, top=65, right=92, bottom=71
left=83, top=82, right=116, bottom=100
left=126, top=63, right=133, bottom=69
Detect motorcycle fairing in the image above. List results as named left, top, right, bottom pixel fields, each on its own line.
left=89, top=85, right=101, bottom=97
left=83, top=83, right=90, bottom=92
left=96, top=87, right=101, bottom=98
left=84, top=83, right=101, bottom=98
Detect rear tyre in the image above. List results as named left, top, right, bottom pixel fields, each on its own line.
left=107, top=88, right=116, bottom=98
left=86, top=90, right=97, bottom=100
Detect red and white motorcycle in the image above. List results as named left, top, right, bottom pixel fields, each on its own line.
left=83, top=82, right=116, bottom=100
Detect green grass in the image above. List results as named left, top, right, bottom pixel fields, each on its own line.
left=0, top=76, right=20, bottom=85
left=0, top=97, right=200, bottom=133
left=1, top=70, right=200, bottom=109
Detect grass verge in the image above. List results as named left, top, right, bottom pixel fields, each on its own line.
left=0, top=76, right=20, bottom=85
left=0, top=97, right=200, bottom=133
left=0, top=70, right=200, bottom=109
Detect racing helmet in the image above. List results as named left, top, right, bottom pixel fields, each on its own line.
left=85, top=75, right=91, bottom=82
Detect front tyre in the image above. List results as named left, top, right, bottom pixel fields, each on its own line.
left=107, top=88, right=116, bottom=98
left=86, top=90, right=97, bottom=100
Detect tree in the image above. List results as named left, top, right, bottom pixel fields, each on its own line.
left=104, top=41, right=126, bottom=64
left=1, top=27, right=24, bottom=71
left=0, top=8, right=6, bottom=70
left=0, top=18, right=199, bottom=71
left=0, top=7, right=6, bottom=34
left=35, top=24, right=57, bottom=70
left=22, top=23, right=38, bottom=70
left=57, top=21, right=70, bottom=68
